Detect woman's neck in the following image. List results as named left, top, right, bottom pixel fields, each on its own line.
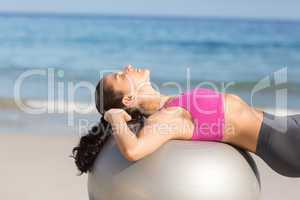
left=137, top=93, right=175, bottom=116
left=135, top=83, right=177, bottom=115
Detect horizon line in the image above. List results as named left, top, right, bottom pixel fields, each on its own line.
left=0, top=10, right=299, bottom=23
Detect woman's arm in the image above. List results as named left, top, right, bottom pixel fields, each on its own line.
left=105, top=108, right=193, bottom=161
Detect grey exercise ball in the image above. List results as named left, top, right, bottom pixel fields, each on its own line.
left=88, top=138, right=260, bottom=200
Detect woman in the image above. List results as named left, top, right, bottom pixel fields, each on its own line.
left=72, top=64, right=300, bottom=177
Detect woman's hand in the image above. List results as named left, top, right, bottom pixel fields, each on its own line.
left=104, top=108, right=132, bottom=125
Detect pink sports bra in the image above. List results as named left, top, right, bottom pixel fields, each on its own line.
left=163, top=87, right=225, bottom=141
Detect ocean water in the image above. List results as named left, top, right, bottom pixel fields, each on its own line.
left=0, top=13, right=300, bottom=111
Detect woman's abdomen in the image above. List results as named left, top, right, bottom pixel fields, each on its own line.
left=222, top=93, right=263, bottom=152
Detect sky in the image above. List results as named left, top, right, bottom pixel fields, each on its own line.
left=0, top=0, right=300, bottom=20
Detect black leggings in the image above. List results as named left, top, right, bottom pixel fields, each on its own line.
left=256, top=111, right=300, bottom=177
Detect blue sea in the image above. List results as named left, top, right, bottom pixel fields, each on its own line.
left=0, top=13, right=299, bottom=115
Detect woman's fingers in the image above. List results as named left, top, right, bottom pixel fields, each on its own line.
left=104, top=108, right=132, bottom=123
left=123, top=110, right=132, bottom=122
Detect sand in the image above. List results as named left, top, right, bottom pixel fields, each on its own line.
left=0, top=133, right=88, bottom=200
left=0, top=133, right=299, bottom=200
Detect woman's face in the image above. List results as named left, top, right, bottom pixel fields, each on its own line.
left=104, top=64, right=151, bottom=95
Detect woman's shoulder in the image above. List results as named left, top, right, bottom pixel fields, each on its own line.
left=143, top=107, right=194, bottom=140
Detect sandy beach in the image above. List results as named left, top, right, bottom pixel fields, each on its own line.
left=0, top=132, right=299, bottom=200
left=0, top=133, right=88, bottom=200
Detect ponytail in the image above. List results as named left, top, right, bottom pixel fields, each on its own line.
left=72, top=108, right=145, bottom=175
left=72, top=116, right=111, bottom=174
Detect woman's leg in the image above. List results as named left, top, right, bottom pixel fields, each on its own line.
left=255, top=111, right=300, bottom=177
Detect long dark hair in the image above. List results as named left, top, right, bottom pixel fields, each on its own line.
left=72, top=78, right=145, bottom=174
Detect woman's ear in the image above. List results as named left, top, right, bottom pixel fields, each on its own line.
left=122, top=95, right=136, bottom=108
